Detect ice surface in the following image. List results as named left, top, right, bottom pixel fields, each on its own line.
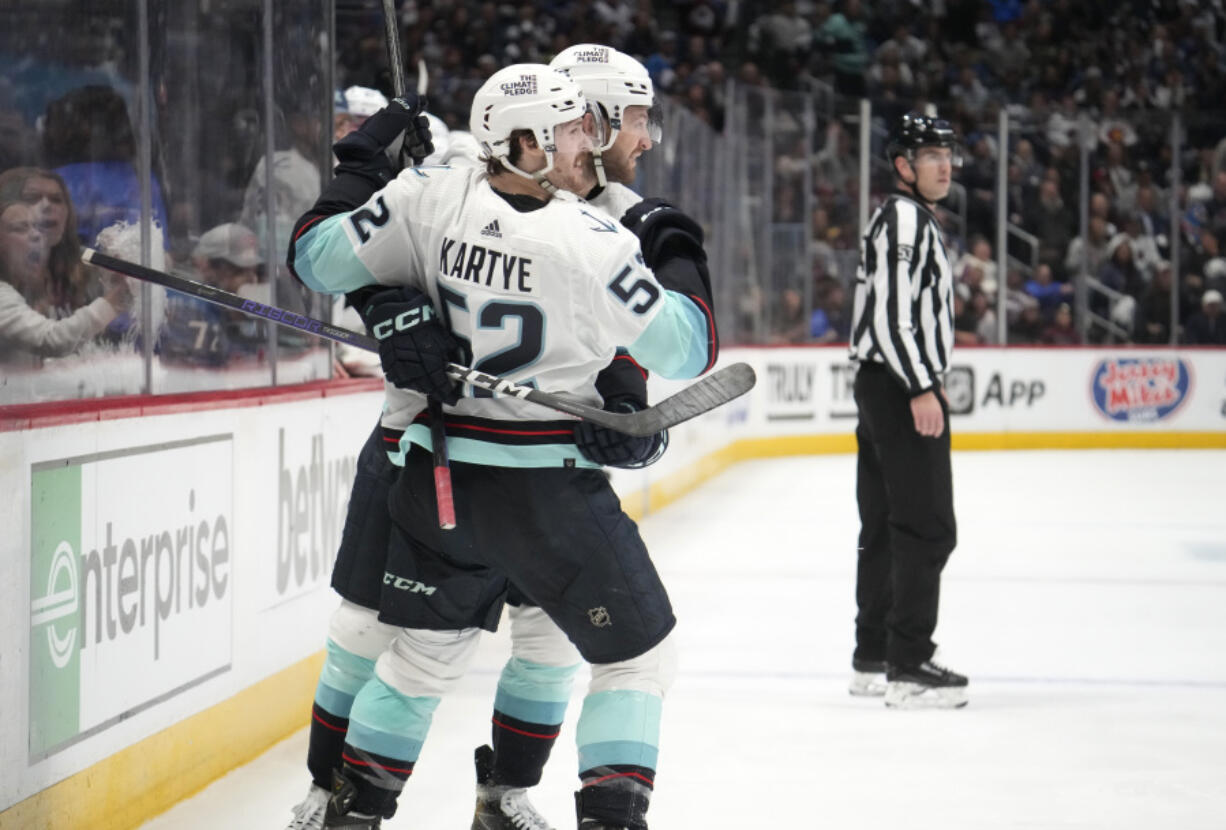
left=141, top=449, right=1226, bottom=829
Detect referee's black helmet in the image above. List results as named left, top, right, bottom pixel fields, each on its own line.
left=885, top=111, right=962, bottom=167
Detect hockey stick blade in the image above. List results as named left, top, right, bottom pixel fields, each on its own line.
left=446, top=362, right=755, bottom=436
left=82, top=247, right=754, bottom=435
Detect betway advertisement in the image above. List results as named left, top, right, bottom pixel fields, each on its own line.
left=28, top=437, right=234, bottom=761
left=270, top=426, right=360, bottom=603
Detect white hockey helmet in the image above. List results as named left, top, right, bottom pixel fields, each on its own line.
left=469, top=64, right=590, bottom=185
left=549, top=44, right=657, bottom=152
left=338, top=85, right=388, bottom=117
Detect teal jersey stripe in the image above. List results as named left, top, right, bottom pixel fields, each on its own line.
left=315, top=639, right=378, bottom=717
left=400, top=424, right=602, bottom=469
left=346, top=676, right=439, bottom=761
left=294, top=213, right=380, bottom=294
left=314, top=683, right=357, bottom=718
left=578, top=739, right=660, bottom=772
left=575, top=690, right=662, bottom=772
left=494, top=658, right=581, bottom=723
left=494, top=692, right=571, bottom=726
left=629, top=290, right=711, bottom=379
left=345, top=721, right=425, bottom=763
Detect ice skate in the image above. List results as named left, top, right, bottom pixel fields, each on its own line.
left=848, top=658, right=887, bottom=697
left=286, top=782, right=330, bottom=830
left=885, top=659, right=968, bottom=709
left=472, top=744, right=556, bottom=830
left=324, top=769, right=383, bottom=828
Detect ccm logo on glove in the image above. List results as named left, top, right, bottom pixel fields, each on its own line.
left=372, top=304, right=436, bottom=339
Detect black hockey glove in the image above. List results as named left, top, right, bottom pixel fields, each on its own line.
left=334, top=94, right=435, bottom=182
left=359, top=286, right=461, bottom=404
left=620, top=197, right=705, bottom=267
left=573, top=355, right=668, bottom=469
left=574, top=396, right=668, bottom=468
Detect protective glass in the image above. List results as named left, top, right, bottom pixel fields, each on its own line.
left=621, top=105, right=662, bottom=144
left=583, top=103, right=610, bottom=150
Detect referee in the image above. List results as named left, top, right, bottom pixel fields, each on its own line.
left=847, top=111, right=968, bottom=709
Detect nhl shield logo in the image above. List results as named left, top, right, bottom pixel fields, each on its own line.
left=587, top=607, right=612, bottom=628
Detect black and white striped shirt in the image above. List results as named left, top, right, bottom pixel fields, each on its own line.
left=849, top=192, right=954, bottom=395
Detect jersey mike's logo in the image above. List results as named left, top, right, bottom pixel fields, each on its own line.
left=500, top=75, right=538, bottom=96
left=1091, top=356, right=1192, bottom=422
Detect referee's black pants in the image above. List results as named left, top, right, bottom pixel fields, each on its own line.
left=852, top=362, right=957, bottom=668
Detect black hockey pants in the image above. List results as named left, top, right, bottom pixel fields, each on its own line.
left=852, top=362, right=957, bottom=668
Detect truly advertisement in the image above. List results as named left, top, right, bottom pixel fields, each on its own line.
left=1091, top=356, right=1193, bottom=423
left=29, top=437, right=234, bottom=761
left=764, top=361, right=817, bottom=422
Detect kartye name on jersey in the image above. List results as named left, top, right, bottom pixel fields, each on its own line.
left=440, top=235, right=534, bottom=294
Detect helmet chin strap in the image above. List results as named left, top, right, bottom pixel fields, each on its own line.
left=592, top=147, right=608, bottom=189
left=501, top=152, right=559, bottom=194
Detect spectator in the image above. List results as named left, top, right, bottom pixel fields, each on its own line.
left=1009, top=302, right=1044, bottom=344
left=333, top=85, right=389, bottom=141
left=816, top=0, right=871, bottom=98
left=955, top=234, right=997, bottom=299
left=41, top=85, right=171, bottom=248
left=1024, top=262, right=1074, bottom=315
left=771, top=285, right=811, bottom=343
left=1134, top=183, right=1169, bottom=242
left=1135, top=260, right=1175, bottom=344
left=239, top=108, right=322, bottom=254
left=1184, top=289, right=1226, bottom=345
left=0, top=197, right=130, bottom=366
left=952, top=291, right=982, bottom=345
left=950, top=66, right=990, bottom=119
left=809, top=279, right=850, bottom=343
left=814, top=120, right=858, bottom=195
left=1026, top=179, right=1075, bottom=268
left=1003, top=266, right=1040, bottom=324
left=158, top=222, right=266, bottom=366
left=193, top=222, right=263, bottom=298
left=1041, top=302, right=1080, bottom=345
left=1064, top=215, right=1111, bottom=280
left=971, top=289, right=999, bottom=344
left=1098, top=234, right=1145, bottom=302
left=0, top=167, right=98, bottom=319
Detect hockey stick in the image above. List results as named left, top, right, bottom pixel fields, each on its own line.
left=380, top=0, right=454, bottom=529
left=81, top=248, right=756, bottom=436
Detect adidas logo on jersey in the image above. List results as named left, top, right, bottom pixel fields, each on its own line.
left=480, top=219, right=502, bottom=238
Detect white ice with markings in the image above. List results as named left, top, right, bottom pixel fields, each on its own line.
left=142, top=449, right=1226, bottom=829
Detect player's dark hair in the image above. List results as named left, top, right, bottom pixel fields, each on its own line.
left=484, top=129, right=534, bottom=176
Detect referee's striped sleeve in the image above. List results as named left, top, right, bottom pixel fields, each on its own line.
left=867, top=200, right=935, bottom=394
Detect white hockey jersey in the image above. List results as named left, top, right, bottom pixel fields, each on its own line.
left=293, top=165, right=711, bottom=468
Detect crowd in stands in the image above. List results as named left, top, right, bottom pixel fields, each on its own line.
left=332, top=0, right=1226, bottom=346
left=3, top=0, right=1226, bottom=392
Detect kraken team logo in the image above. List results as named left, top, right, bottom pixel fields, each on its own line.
left=587, top=607, right=612, bottom=628
left=30, top=540, right=79, bottom=669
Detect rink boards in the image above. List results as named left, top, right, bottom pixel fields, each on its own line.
left=1, top=346, right=1224, bottom=828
